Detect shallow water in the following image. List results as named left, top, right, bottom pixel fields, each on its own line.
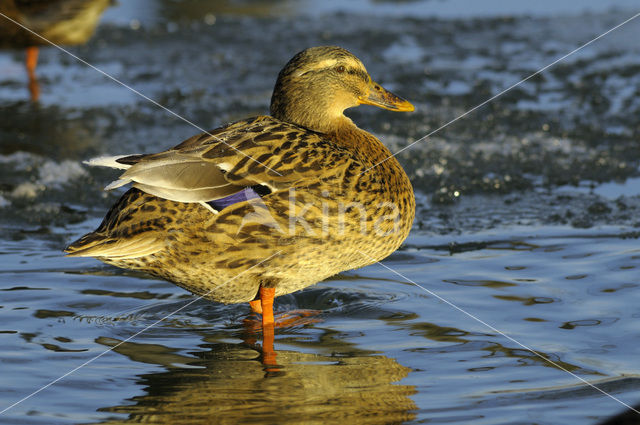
left=1, top=1, right=640, bottom=424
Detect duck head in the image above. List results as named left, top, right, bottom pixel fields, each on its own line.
left=270, top=46, right=414, bottom=134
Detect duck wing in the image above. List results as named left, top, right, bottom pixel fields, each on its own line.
left=89, top=116, right=354, bottom=203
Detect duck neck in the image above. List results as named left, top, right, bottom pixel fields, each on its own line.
left=271, top=95, right=351, bottom=135
left=326, top=117, right=396, bottom=164
left=297, top=112, right=351, bottom=135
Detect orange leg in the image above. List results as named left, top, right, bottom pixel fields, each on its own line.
left=25, top=46, right=39, bottom=102
left=259, top=287, right=275, bottom=327
left=259, top=287, right=277, bottom=370
left=26, top=46, right=38, bottom=74
left=246, top=288, right=318, bottom=374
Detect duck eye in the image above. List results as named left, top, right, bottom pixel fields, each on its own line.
left=336, top=65, right=346, bottom=73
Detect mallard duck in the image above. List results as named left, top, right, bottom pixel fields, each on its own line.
left=0, top=0, right=111, bottom=100
left=66, top=46, right=415, bottom=336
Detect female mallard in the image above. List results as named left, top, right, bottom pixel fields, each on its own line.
left=0, top=0, right=111, bottom=100
left=66, top=46, right=415, bottom=332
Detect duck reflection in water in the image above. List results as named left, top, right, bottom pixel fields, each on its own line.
left=93, top=326, right=417, bottom=424
left=0, top=0, right=112, bottom=101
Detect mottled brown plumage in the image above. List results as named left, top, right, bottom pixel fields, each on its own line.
left=66, top=46, right=415, bottom=313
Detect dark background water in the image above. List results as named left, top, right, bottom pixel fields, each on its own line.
left=1, top=1, right=639, bottom=424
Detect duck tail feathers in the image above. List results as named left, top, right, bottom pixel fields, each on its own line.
left=84, top=155, right=141, bottom=170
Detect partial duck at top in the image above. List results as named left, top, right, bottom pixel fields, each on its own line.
left=0, top=0, right=112, bottom=101
left=66, top=46, right=416, bottom=353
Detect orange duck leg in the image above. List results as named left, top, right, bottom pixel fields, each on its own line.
left=25, top=46, right=39, bottom=101
left=255, top=287, right=277, bottom=370
left=248, top=287, right=322, bottom=371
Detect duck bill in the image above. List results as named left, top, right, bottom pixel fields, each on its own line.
left=358, top=80, right=414, bottom=112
